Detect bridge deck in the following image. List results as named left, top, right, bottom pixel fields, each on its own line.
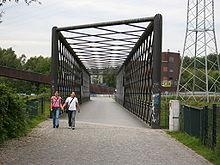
left=0, top=97, right=211, bottom=165
left=74, top=97, right=148, bottom=128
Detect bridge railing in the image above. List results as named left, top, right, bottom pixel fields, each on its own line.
left=51, top=27, right=90, bottom=102
left=115, top=14, right=162, bottom=128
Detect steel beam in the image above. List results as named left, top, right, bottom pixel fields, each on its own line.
left=57, top=17, right=154, bottom=31
left=51, top=26, right=59, bottom=93
left=151, top=14, right=163, bottom=128
left=0, top=66, right=51, bottom=84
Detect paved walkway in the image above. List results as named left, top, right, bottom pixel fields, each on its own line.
left=0, top=97, right=212, bottom=165
left=75, top=97, right=148, bottom=128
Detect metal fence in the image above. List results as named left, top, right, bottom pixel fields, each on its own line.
left=51, top=27, right=90, bottom=103
left=181, top=104, right=219, bottom=150
left=115, top=14, right=162, bottom=128
left=26, top=97, right=45, bottom=119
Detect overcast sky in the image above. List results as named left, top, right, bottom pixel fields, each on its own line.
left=0, top=0, right=220, bottom=59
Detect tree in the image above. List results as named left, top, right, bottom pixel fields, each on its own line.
left=0, top=0, right=41, bottom=23
left=0, top=0, right=41, bottom=6
left=24, top=56, right=51, bottom=75
left=103, top=67, right=117, bottom=88
left=182, top=56, right=191, bottom=68
left=19, top=54, right=27, bottom=66
left=0, top=47, right=51, bottom=94
left=103, top=74, right=116, bottom=88
left=183, top=54, right=220, bottom=70
left=0, top=47, right=23, bottom=69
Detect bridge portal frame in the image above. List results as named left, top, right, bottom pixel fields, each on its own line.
left=51, top=14, right=162, bottom=128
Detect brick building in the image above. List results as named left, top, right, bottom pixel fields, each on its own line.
left=161, top=51, right=181, bottom=93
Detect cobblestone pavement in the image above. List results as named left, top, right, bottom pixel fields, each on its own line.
left=0, top=97, right=212, bottom=165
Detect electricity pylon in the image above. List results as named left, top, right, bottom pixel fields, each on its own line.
left=177, top=0, right=220, bottom=102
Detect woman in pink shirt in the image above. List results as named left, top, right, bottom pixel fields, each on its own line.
left=51, top=91, right=63, bottom=128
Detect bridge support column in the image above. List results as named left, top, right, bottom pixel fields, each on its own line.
left=151, top=14, right=162, bottom=129
left=51, top=26, right=59, bottom=95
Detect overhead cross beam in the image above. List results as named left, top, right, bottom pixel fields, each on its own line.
left=55, top=17, right=154, bottom=70
left=51, top=14, right=162, bottom=128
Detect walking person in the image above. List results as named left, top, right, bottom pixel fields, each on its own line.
left=63, top=92, right=80, bottom=130
left=51, top=91, right=63, bottom=128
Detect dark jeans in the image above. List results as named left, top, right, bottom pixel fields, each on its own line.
left=68, top=110, right=76, bottom=127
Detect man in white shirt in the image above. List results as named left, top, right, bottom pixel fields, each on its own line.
left=63, top=92, right=80, bottom=130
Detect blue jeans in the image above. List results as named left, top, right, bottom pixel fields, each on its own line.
left=52, top=108, right=60, bottom=126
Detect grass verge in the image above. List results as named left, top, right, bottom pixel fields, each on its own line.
left=26, top=115, right=48, bottom=132
left=167, top=131, right=220, bottom=165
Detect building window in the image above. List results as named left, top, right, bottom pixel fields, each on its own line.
left=162, top=54, right=168, bottom=62
left=163, top=67, right=168, bottom=72
left=169, top=57, right=174, bottom=63
left=163, top=76, right=168, bottom=81
left=169, top=68, right=174, bottom=72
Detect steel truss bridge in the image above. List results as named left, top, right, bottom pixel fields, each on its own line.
left=51, top=14, right=162, bottom=128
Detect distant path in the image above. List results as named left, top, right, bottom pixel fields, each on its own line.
left=0, top=97, right=212, bottom=165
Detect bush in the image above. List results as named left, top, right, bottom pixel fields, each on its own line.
left=0, top=84, right=29, bottom=144
left=216, top=136, right=220, bottom=157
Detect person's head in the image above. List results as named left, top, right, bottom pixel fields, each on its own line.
left=54, top=91, right=59, bottom=97
left=70, top=91, right=75, bottom=97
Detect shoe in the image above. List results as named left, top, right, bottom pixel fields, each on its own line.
left=53, top=125, right=55, bottom=128
left=56, top=125, right=59, bottom=128
left=72, top=127, right=75, bottom=130
left=68, top=126, right=71, bottom=129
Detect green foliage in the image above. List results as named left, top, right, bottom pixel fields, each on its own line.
left=0, top=84, right=29, bottom=144
left=181, top=54, right=220, bottom=92
left=0, top=47, right=51, bottom=94
left=181, top=100, right=220, bottom=108
left=216, top=136, right=220, bottom=159
left=0, top=47, right=23, bottom=69
left=0, top=48, right=51, bottom=74
left=181, top=68, right=220, bottom=92
left=160, top=96, right=220, bottom=128
left=23, top=56, right=51, bottom=75
left=0, top=77, right=50, bottom=94
left=103, top=67, right=117, bottom=88
left=103, top=74, right=116, bottom=88
left=183, top=54, right=220, bottom=70
left=0, top=84, right=50, bottom=145
left=160, top=96, right=177, bottom=127
left=89, top=67, right=117, bottom=87
left=167, top=131, right=220, bottom=165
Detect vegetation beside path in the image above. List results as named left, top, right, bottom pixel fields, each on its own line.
left=167, top=131, right=220, bottom=165
left=0, top=84, right=50, bottom=145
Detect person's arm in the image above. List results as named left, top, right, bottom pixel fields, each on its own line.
left=77, top=100, right=80, bottom=113
left=50, top=97, right=53, bottom=111
left=63, top=98, right=68, bottom=109
left=63, top=102, right=67, bottom=109
left=60, top=98, right=64, bottom=111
